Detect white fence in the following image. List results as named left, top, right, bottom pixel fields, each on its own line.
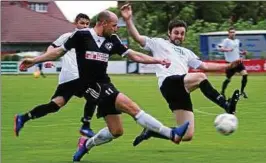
left=1, top=61, right=145, bottom=74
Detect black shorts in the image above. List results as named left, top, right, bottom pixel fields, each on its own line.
left=83, top=82, right=121, bottom=118
left=51, top=79, right=84, bottom=103
left=226, top=62, right=246, bottom=78
left=160, top=75, right=193, bottom=112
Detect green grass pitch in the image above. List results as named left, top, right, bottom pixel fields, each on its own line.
left=2, top=74, right=266, bottom=163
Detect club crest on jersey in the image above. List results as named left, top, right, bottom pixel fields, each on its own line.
left=105, top=42, right=113, bottom=51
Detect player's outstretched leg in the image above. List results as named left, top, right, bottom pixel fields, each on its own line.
left=198, top=79, right=240, bottom=114
left=14, top=101, right=61, bottom=137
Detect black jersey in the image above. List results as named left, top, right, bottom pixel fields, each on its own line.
left=63, top=28, right=128, bottom=85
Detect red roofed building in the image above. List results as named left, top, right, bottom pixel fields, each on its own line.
left=1, top=1, right=75, bottom=55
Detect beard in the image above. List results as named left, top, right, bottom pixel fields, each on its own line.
left=171, top=39, right=182, bottom=46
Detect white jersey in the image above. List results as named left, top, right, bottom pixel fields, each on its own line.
left=143, top=36, right=202, bottom=87
left=52, top=32, right=79, bottom=84
left=220, top=38, right=240, bottom=62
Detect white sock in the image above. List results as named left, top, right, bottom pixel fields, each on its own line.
left=135, top=110, right=171, bottom=139
left=85, top=127, right=114, bottom=151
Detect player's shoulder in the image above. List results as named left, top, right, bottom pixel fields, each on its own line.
left=73, top=28, right=91, bottom=35
left=147, top=37, right=166, bottom=42
left=110, top=34, right=123, bottom=43
left=59, top=32, right=73, bottom=39
left=223, top=38, right=231, bottom=42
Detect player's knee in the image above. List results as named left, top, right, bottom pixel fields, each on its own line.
left=109, top=128, right=124, bottom=138
left=197, top=73, right=207, bottom=82
left=52, top=97, right=66, bottom=108
left=47, top=101, right=61, bottom=113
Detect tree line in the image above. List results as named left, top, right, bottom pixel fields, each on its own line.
left=91, top=1, right=266, bottom=59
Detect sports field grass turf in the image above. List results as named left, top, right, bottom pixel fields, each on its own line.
left=2, top=74, right=266, bottom=163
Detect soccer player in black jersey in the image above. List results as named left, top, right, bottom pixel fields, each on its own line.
left=19, top=10, right=190, bottom=162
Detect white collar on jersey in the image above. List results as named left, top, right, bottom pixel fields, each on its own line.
left=89, top=28, right=106, bottom=47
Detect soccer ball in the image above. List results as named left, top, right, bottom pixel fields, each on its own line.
left=214, top=113, right=238, bottom=135
left=33, top=71, right=40, bottom=78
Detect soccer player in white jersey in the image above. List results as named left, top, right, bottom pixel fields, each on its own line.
left=14, top=13, right=95, bottom=138
left=218, top=27, right=248, bottom=98
left=120, top=4, right=241, bottom=146
left=19, top=10, right=190, bottom=162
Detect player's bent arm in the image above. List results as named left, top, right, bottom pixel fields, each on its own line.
left=33, top=47, right=65, bottom=63
left=127, top=49, right=162, bottom=64
left=125, top=19, right=146, bottom=47
left=198, top=62, right=230, bottom=71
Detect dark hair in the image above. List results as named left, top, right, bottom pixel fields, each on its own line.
left=168, top=19, right=187, bottom=33
left=74, top=13, right=90, bottom=23
left=96, top=11, right=111, bottom=22
left=228, top=27, right=235, bottom=31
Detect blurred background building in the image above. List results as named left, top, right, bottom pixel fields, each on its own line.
left=1, top=0, right=75, bottom=58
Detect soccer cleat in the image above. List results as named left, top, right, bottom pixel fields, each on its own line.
left=77, top=136, right=88, bottom=149
left=73, top=139, right=89, bottom=162
left=226, top=90, right=240, bottom=114
left=133, top=128, right=151, bottom=146
left=14, top=114, right=25, bottom=137
left=79, top=125, right=95, bottom=138
left=171, top=121, right=190, bottom=144
left=240, top=92, right=248, bottom=99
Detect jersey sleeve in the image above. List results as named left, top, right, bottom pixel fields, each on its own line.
left=187, top=50, right=202, bottom=69
left=143, top=36, right=158, bottom=52
left=110, top=34, right=129, bottom=57
left=61, top=31, right=80, bottom=51
left=51, top=33, right=70, bottom=48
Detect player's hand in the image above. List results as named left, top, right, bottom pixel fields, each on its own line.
left=120, top=3, right=132, bottom=21
left=19, top=58, right=36, bottom=71
left=241, top=50, right=247, bottom=55
left=228, top=59, right=242, bottom=69
left=160, top=59, right=171, bottom=68
left=44, top=62, right=55, bottom=68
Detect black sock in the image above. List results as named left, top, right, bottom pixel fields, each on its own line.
left=199, top=79, right=227, bottom=110
left=221, top=78, right=230, bottom=94
left=22, top=101, right=60, bottom=122
left=81, top=101, right=96, bottom=128
left=241, top=75, right=248, bottom=93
